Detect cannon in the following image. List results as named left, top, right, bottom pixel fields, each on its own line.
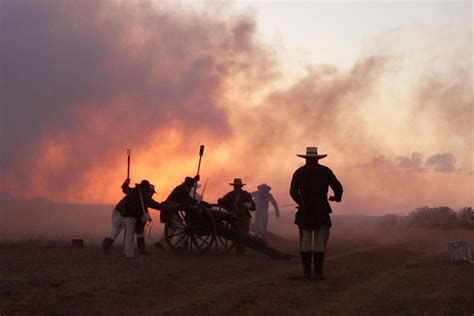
left=163, top=203, right=292, bottom=259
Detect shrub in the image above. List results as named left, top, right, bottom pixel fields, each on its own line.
left=407, top=206, right=462, bottom=229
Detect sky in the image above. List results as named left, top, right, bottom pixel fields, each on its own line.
left=1, top=0, right=472, bottom=214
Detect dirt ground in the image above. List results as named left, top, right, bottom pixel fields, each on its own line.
left=1, top=227, right=473, bottom=315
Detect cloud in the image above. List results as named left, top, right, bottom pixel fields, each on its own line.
left=370, top=155, right=394, bottom=168
left=364, top=152, right=460, bottom=174
left=425, top=153, right=458, bottom=173
left=363, top=153, right=423, bottom=171
left=396, top=152, right=423, bottom=170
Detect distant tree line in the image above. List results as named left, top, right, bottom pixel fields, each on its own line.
left=378, top=206, right=473, bottom=230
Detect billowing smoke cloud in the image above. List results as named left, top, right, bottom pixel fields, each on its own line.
left=206, top=56, right=389, bottom=206
left=0, top=0, right=276, bottom=201
left=414, top=69, right=472, bottom=146
left=252, top=57, right=385, bottom=150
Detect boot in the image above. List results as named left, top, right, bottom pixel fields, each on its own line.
left=313, top=252, right=325, bottom=280
left=137, top=237, right=147, bottom=255
left=301, top=252, right=312, bottom=279
left=102, top=238, right=113, bottom=252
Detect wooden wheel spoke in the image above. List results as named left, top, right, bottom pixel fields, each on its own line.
left=217, top=236, right=226, bottom=247
left=195, top=234, right=211, bottom=247
left=169, top=221, right=185, bottom=230
left=177, top=210, right=186, bottom=222
left=173, top=232, right=188, bottom=247
left=167, top=230, right=186, bottom=238
left=166, top=206, right=216, bottom=255
left=188, top=235, right=194, bottom=252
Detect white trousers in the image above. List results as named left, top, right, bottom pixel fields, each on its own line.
left=106, top=209, right=136, bottom=257
left=300, top=226, right=330, bottom=252
left=123, top=217, right=137, bottom=258
left=108, top=209, right=125, bottom=240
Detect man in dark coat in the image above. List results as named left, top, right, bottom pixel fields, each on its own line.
left=161, top=175, right=200, bottom=223
left=251, top=183, right=280, bottom=240
left=290, top=147, right=343, bottom=279
left=156, top=175, right=200, bottom=251
left=218, top=178, right=256, bottom=254
left=104, top=179, right=165, bottom=258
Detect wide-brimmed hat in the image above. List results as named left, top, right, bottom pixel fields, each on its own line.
left=297, top=147, right=327, bottom=159
left=137, top=180, right=151, bottom=190
left=229, top=178, right=245, bottom=186
left=257, top=183, right=271, bottom=191
left=183, top=177, right=196, bottom=187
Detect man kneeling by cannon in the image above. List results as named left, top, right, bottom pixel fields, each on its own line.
left=159, top=175, right=201, bottom=252
left=218, top=178, right=256, bottom=255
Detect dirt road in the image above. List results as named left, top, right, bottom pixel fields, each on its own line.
left=1, top=228, right=473, bottom=315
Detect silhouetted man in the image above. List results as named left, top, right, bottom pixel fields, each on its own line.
left=157, top=175, right=200, bottom=251
left=290, top=147, right=343, bottom=280
left=103, top=179, right=164, bottom=258
left=161, top=175, right=200, bottom=222
left=218, top=178, right=256, bottom=254
left=134, top=184, right=158, bottom=254
left=251, top=183, right=280, bottom=240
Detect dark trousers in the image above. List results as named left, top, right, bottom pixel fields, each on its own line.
left=135, top=221, right=145, bottom=236
left=255, top=210, right=269, bottom=239
left=234, top=218, right=250, bottom=254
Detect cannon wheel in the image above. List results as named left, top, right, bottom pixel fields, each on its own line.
left=164, top=206, right=216, bottom=255
left=209, top=204, right=236, bottom=255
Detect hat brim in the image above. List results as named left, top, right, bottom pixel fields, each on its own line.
left=296, top=154, right=327, bottom=159
left=229, top=183, right=246, bottom=186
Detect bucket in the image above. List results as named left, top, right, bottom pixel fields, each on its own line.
left=71, top=239, right=84, bottom=249
left=448, top=240, right=471, bottom=262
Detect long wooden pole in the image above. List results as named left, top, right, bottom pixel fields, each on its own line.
left=126, top=149, right=131, bottom=179
left=193, top=145, right=204, bottom=200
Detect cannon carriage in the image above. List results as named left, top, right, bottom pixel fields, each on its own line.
left=163, top=203, right=292, bottom=259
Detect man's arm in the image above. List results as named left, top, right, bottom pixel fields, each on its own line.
left=269, top=194, right=280, bottom=217
left=217, top=192, right=232, bottom=208
left=121, top=178, right=131, bottom=194
left=328, top=170, right=343, bottom=202
left=245, top=192, right=256, bottom=211
left=146, top=198, right=165, bottom=211
left=289, top=172, right=300, bottom=204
